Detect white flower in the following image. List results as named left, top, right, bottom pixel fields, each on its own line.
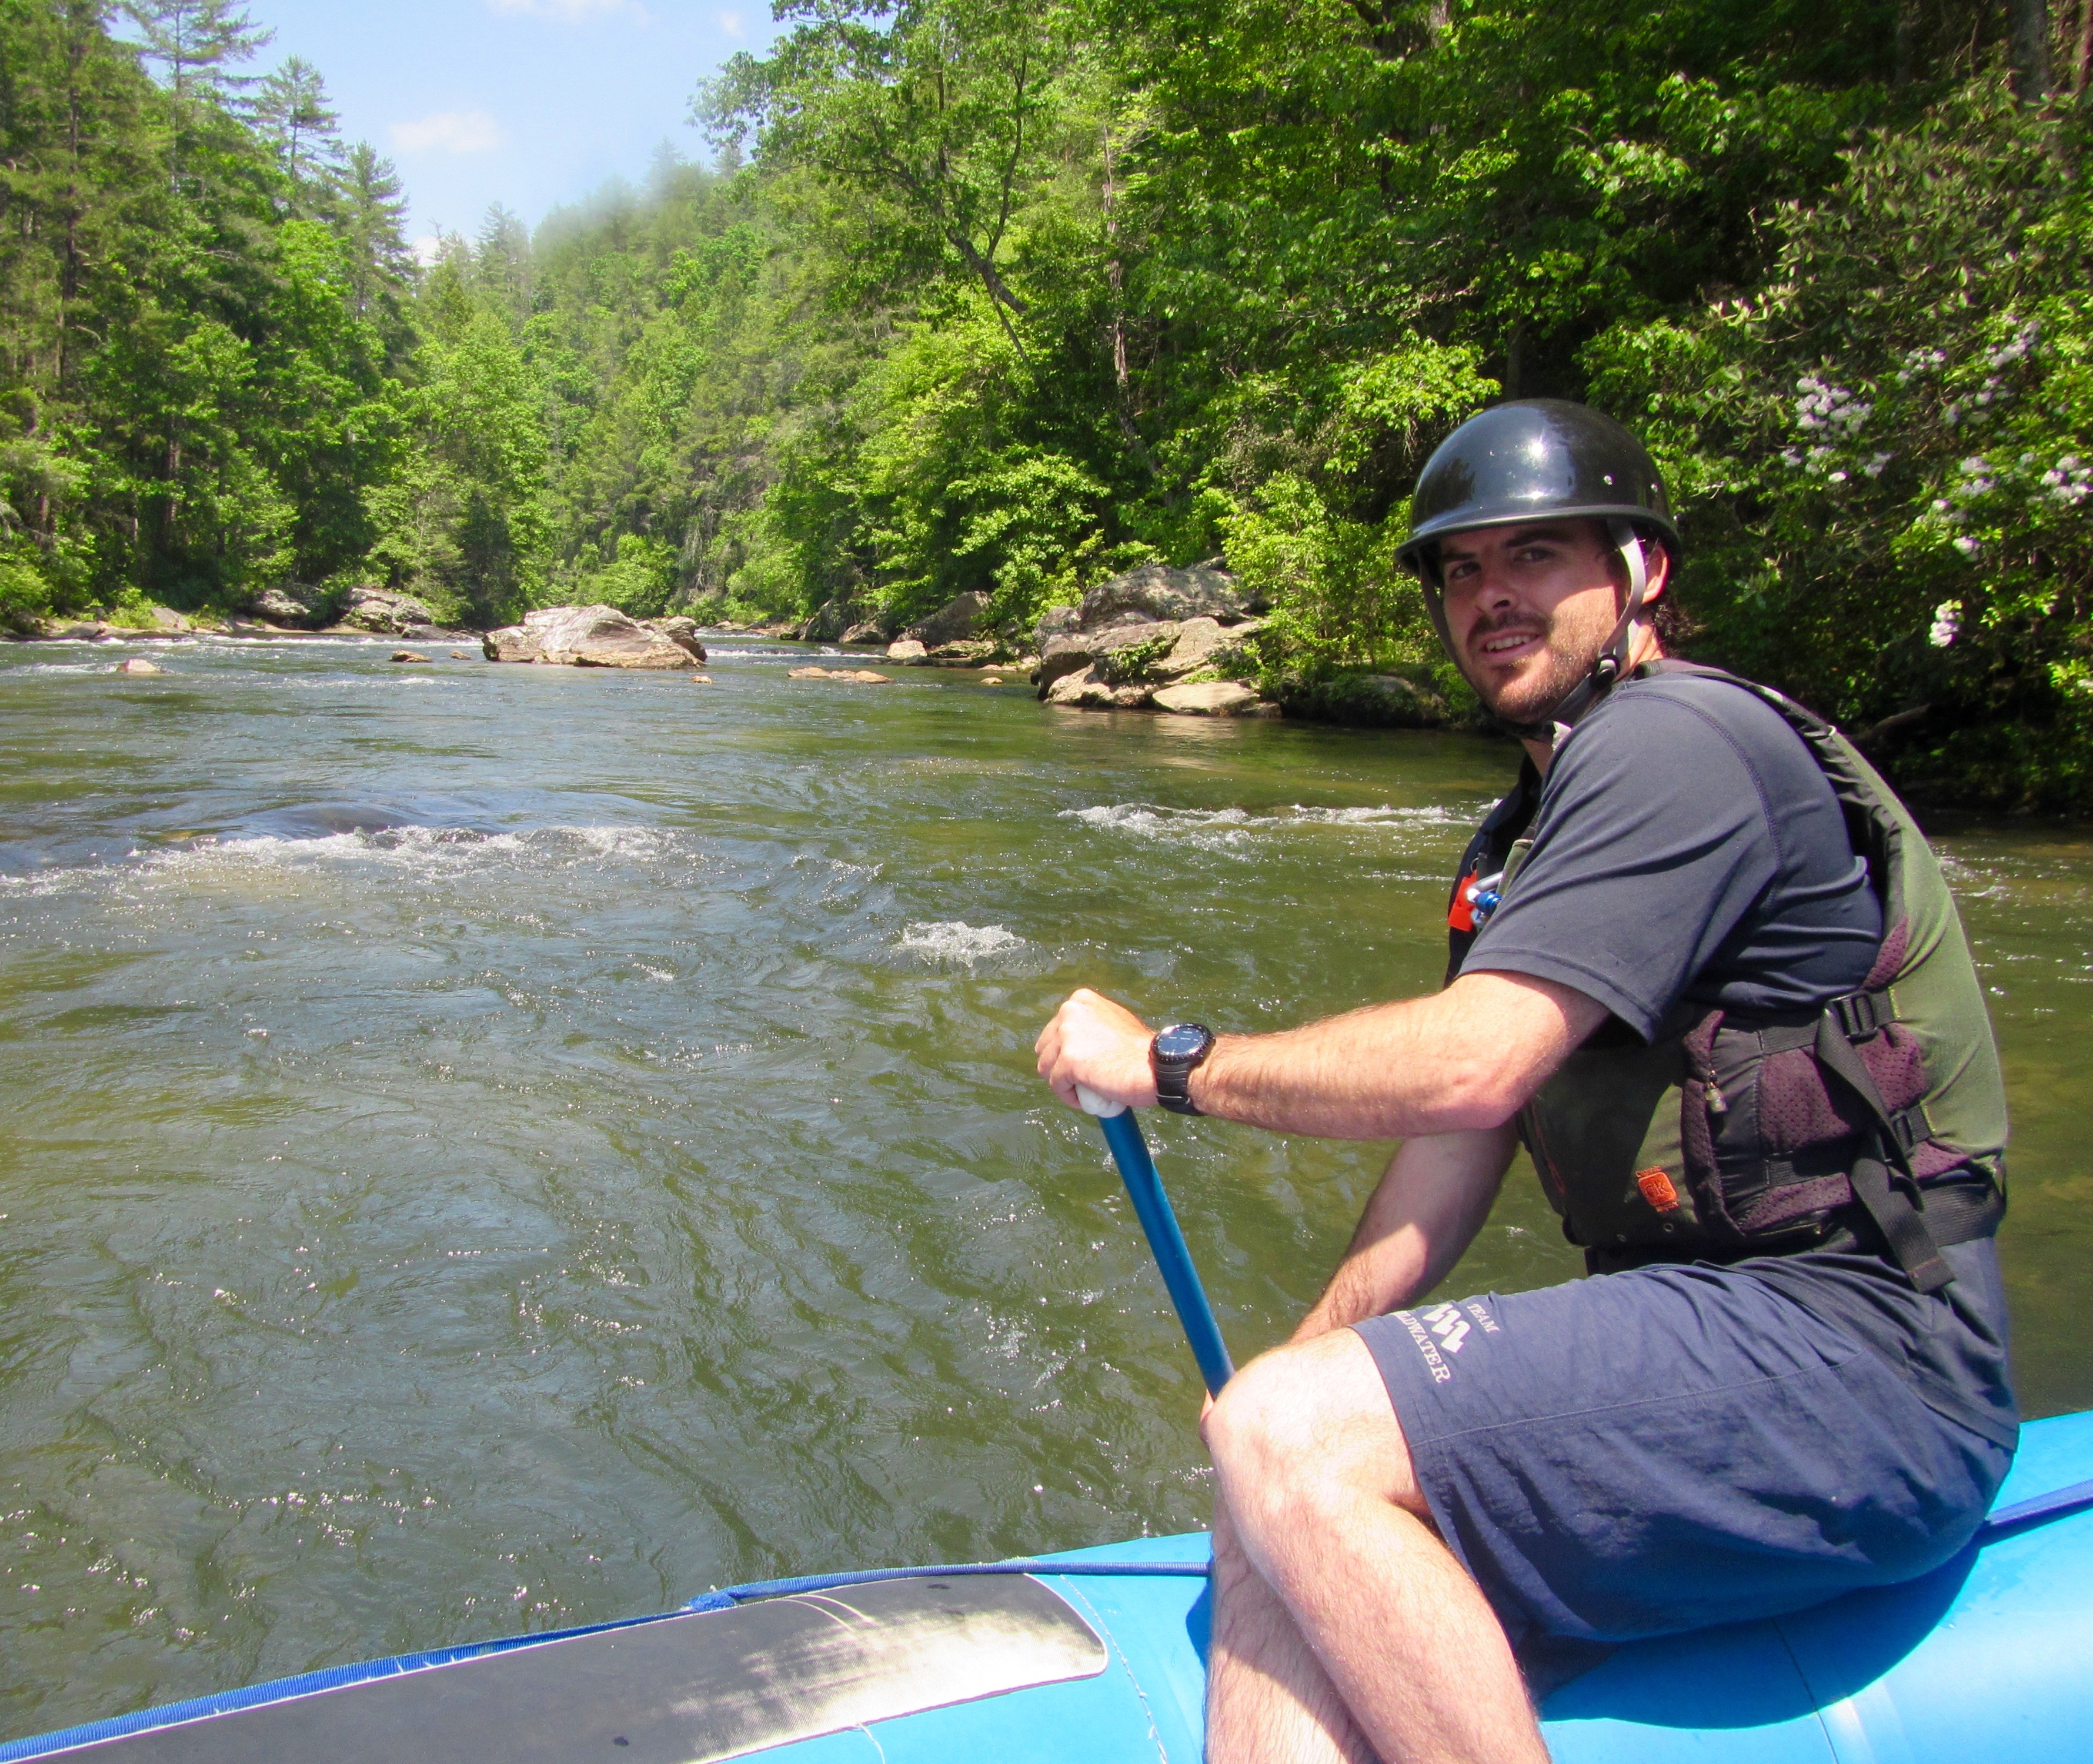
left=1928, top=600, right=1961, bottom=647
left=1864, top=452, right=1893, bottom=479
left=1952, top=536, right=1982, bottom=561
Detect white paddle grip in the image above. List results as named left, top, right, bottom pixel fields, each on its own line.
left=1076, top=1084, right=1129, bottom=1120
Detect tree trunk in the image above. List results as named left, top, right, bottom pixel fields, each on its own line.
left=2007, top=0, right=2052, bottom=101
left=1101, top=125, right=1161, bottom=484
left=2074, top=0, right=2091, bottom=93
left=1893, top=0, right=1920, bottom=86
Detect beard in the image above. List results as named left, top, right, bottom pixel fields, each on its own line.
left=1457, top=607, right=1607, bottom=729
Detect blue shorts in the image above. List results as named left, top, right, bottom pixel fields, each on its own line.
left=1353, top=1255, right=2013, bottom=1672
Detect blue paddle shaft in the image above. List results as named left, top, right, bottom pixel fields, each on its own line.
left=1093, top=1107, right=1234, bottom=1395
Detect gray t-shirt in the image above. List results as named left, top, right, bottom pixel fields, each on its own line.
left=1455, top=669, right=2017, bottom=1448
left=1461, top=671, right=1882, bottom=1030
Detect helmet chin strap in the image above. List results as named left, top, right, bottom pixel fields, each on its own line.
left=1501, top=519, right=1648, bottom=745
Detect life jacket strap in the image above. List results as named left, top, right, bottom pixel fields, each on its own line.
left=1812, top=1008, right=1963, bottom=1292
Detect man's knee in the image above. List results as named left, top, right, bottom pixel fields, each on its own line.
left=1203, top=1329, right=1419, bottom=1528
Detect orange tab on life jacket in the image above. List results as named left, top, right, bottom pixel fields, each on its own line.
left=1448, top=871, right=1480, bottom=934
left=1635, top=1167, right=1681, bottom=1212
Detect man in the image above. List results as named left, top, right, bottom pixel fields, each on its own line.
left=1035, top=400, right=2015, bottom=1764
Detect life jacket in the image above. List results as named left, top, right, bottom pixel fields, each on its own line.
left=1447, top=660, right=2006, bottom=1292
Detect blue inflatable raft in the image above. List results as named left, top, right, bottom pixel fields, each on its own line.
left=6, top=1408, right=2089, bottom=1763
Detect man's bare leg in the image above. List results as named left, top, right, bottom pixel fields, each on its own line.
left=1203, top=1328, right=1548, bottom=1764
left=1207, top=1494, right=1378, bottom=1763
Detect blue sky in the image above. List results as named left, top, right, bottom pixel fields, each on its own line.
left=229, top=0, right=773, bottom=249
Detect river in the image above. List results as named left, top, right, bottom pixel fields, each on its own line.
left=1, top=634, right=2086, bottom=1740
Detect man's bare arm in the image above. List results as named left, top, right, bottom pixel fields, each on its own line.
left=1291, top=1124, right=1519, bottom=1343
left=1034, top=970, right=1607, bottom=1141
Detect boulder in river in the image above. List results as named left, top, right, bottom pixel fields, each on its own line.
left=1059, top=560, right=1263, bottom=642
left=1045, top=666, right=1153, bottom=710
left=481, top=604, right=702, bottom=669
left=839, top=622, right=889, bottom=646
left=1036, top=620, right=1189, bottom=692
left=338, top=586, right=439, bottom=635
left=901, top=590, right=991, bottom=650
left=116, top=656, right=162, bottom=674
left=390, top=650, right=431, bottom=663
left=1151, top=680, right=1279, bottom=717
left=884, top=638, right=929, bottom=663
left=248, top=583, right=329, bottom=627
left=642, top=616, right=709, bottom=662
left=788, top=666, right=890, bottom=683
left=1029, top=562, right=1270, bottom=714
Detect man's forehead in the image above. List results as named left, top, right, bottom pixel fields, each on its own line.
left=1437, top=520, right=1595, bottom=557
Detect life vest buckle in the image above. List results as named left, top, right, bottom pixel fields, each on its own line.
left=1830, top=990, right=1890, bottom=1040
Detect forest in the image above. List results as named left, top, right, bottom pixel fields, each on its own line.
left=2, top=0, right=2090, bottom=808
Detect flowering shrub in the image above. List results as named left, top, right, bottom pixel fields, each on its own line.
left=1591, top=85, right=2093, bottom=810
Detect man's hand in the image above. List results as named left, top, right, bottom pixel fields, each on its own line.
left=1036, top=988, right=1158, bottom=1112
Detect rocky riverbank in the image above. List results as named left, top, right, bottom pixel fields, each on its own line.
left=832, top=561, right=1457, bottom=726
left=8, top=565, right=1460, bottom=730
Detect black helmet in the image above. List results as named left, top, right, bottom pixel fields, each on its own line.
left=1397, top=399, right=1679, bottom=576
left=1401, top=400, right=1679, bottom=740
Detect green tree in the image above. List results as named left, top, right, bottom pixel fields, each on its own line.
left=253, top=54, right=340, bottom=192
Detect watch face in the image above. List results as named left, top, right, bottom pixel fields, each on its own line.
left=1154, top=1022, right=1212, bottom=1063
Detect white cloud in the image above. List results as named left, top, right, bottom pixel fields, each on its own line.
left=716, top=9, right=744, bottom=36
left=391, top=110, right=505, bottom=155
left=488, top=0, right=647, bottom=19
left=410, top=236, right=444, bottom=266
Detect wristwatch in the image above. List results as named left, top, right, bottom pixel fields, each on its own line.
left=1151, top=1022, right=1216, bottom=1116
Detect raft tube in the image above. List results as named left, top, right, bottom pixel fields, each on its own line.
left=7, top=1409, right=2091, bottom=1763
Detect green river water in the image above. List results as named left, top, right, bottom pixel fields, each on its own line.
left=1, top=634, right=2087, bottom=1740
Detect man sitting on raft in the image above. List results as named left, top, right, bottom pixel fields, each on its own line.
left=1036, top=400, right=2016, bottom=1764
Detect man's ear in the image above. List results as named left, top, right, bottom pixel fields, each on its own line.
left=1640, top=541, right=1671, bottom=604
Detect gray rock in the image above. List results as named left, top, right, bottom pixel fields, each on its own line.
left=839, top=622, right=889, bottom=646
left=390, top=650, right=432, bottom=663
left=1077, top=561, right=1261, bottom=629
left=1044, top=666, right=1153, bottom=710
left=924, top=639, right=1004, bottom=666
left=148, top=604, right=194, bottom=632
left=481, top=604, right=697, bottom=669
left=339, top=586, right=439, bottom=634
left=1035, top=620, right=1183, bottom=693
left=249, top=594, right=318, bottom=627
left=1153, top=680, right=1279, bottom=717
left=1031, top=604, right=1083, bottom=650
left=642, top=616, right=707, bottom=662
left=1153, top=615, right=1266, bottom=683
left=884, top=638, right=929, bottom=663
left=902, top=590, right=992, bottom=650
left=116, top=656, right=162, bottom=674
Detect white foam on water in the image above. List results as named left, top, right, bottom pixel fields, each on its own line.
left=897, top=920, right=1026, bottom=964
left=0, top=823, right=695, bottom=896
left=1060, top=801, right=1472, bottom=850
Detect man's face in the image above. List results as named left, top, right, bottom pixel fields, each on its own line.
left=1434, top=520, right=1635, bottom=726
